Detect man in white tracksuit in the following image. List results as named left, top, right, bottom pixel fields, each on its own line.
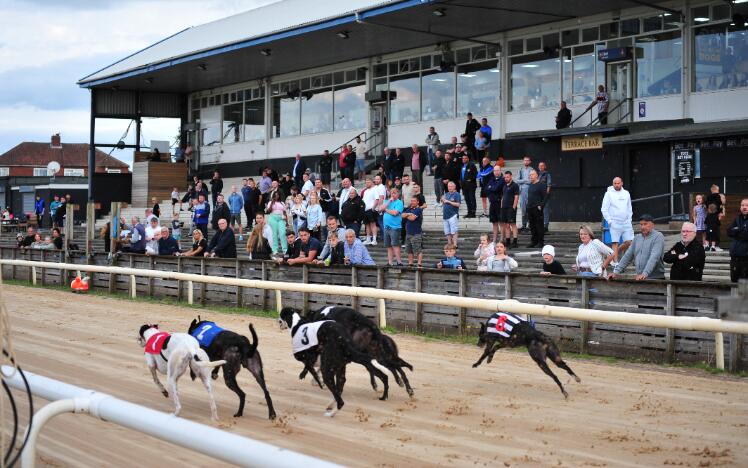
left=601, top=177, right=633, bottom=263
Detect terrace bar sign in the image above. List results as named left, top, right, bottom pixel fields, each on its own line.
left=561, top=134, right=603, bottom=151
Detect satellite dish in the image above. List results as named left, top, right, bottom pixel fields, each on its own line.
left=46, top=161, right=61, bottom=176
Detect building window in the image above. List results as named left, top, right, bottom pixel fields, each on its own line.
left=222, top=103, right=243, bottom=143
left=0, top=167, right=8, bottom=177
left=334, top=83, right=367, bottom=131
left=243, top=99, right=265, bottom=141
left=33, top=167, right=47, bottom=176
left=64, top=168, right=85, bottom=176
left=694, top=22, right=748, bottom=92
left=301, top=88, right=333, bottom=134
left=571, top=46, right=596, bottom=104
left=421, top=69, right=455, bottom=121
left=510, top=52, right=560, bottom=111
left=389, top=73, right=421, bottom=124
left=272, top=94, right=301, bottom=138
left=636, top=31, right=682, bottom=97
left=457, top=62, right=499, bottom=116
left=199, top=110, right=221, bottom=147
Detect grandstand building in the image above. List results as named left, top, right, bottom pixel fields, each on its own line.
left=79, top=0, right=748, bottom=221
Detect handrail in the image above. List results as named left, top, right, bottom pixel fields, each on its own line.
left=569, top=106, right=592, bottom=127
left=1, top=366, right=339, bottom=468
left=588, top=98, right=632, bottom=127
left=632, top=191, right=687, bottom=222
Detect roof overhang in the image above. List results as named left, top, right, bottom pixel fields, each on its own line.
left=79, top=0, right=677, bottom=94
left=604, top=119, right=748, bottom=145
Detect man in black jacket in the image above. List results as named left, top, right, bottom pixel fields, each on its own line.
left=442, top=152, right=461, bottom=194
left=484, top=165, right=504, bottom=242
left=340, top=187, right=365, bottom=235
left=432, top=150, right=446, bottom=205
left=394, top=148, right=405, bottom=180
left=205, top=218, right=236, bottom=258
left=664, top=222, right=705, bottom=281
left=460, top=153, right=478, bottom=218
left=211, top=194, right=231, bottom=231
left=156, top=227, right=181, bottom=256
left=209, top=171, right=223, bottom=208
left=312, top=179, right=332, bottom=214
left=728, top=198, right=748, bottom=282
left=464, top=113, right=481, bottom=159
left=526, top=170, right=547, bottom=248
left=291, top=153, right=307, bottom=189
left=555, top=101, right=572, bottom=129
left=319, top=150, right=333, bottom=188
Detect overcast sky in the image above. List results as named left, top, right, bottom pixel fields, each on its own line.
left=0, top=0, right=277, bottom=166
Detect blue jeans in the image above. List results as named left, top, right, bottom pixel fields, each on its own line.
left=578, top=271, right=597, bottom=278
left=427, top=149, right=435, bottom=175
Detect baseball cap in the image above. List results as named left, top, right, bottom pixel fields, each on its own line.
left=638, top=214, right=654, bottom=222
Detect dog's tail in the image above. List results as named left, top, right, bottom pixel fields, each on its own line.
left=192, top=354, right=226, bottom=368
left=381, top=335, right=413, bottom=371
left=247, top=323, right=259, bottom=355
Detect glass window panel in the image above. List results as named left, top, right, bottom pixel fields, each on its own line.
left=421, top=55, right=432, bottom=69
left=421, top=70, right=455, bottom=121
left=373, top=65, right=387, bottom=78
left=334, top=83, right=367, bottom=131
left=300, top=77, right=310, bottom=90
left=191, top=98, right=200, bottom=109
left=272, top=96, right=300, bottom=138
left=357, top=68, right=366, bottom=81
left=222, top=94, right=229, bottom=104
left=562, top=49, right=572, bottom=100
left=572, top=94, right=594, bottom=105
left=510, top=53, right=560, bottom=111
left=201, top=119, right=220, bottom=146
left=345, top=70, right=357, bottom=82
left=457, top=62, right=499, bottom=116
left=712, top=4, right=730, bottom=21
left=389, top=62, right=399, bottom=75
left=526, top=37, right=541, bottom=51
left=487, top=44, right=500, bottom=59
left=456, top=48, right=471, bottom=64
left=201, top=97, right=208, bottom=108
left=582, top=27, right=599, bottom=42
left=561, top=29, right=579, bottom=46
left=301, top=88, right=333, bottom=134
left=208, top=96, right=215, bottom=106
left=692, top=6, right=710, bottom=25
left=472, top=46, right=487, bottom=61
left=389, top=73, right=420, bottom=124
left=601, top=22, right=619, bottom=39
left=374, top=77, right=388, bottom=91
left=222, top=103, right=243, bottom=143
left=572, top=53, right=595, bottom=97
left=271, top=84, right=280, bottom=95
left=636, top=31, right=682, bottom=97
left=643, top=16, right=662, bottom=33
left=509, top=39, right=523, bottom=55
left=595, top=43, right=606, bottom=87
left=620, top=18, right=640, bottom=36
left=243, top=99, right=265, bottom=141
left=663, top=14, right=681, bottom=30
left=544, top=33, right=560, bottom=50
left=695, top=23, right=748, bottom=91
left=230, top=92, right=237, bottom=102
left=191, top=109, right=200, bottom=123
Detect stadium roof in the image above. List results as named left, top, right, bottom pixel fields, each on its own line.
left=79, top=0, right=675, bottom=93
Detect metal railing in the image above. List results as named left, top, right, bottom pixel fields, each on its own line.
left=589, top=98, right=633, bottom=127
left=2, top=258, right=746, bottom=370
left=1, top=366, right=339, bottom=468
left=631, top=191, right=687, bottom=222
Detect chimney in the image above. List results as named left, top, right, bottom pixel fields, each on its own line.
left=51, top=133, right=61, bottom=148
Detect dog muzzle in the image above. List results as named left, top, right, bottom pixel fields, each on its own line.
left=278, top=319, right=288, bottom=330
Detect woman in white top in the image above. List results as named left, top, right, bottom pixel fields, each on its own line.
left=573, top=224, right=614, bottom=277
left=305, top=192, right=324, bottom=240
left=289, top=194, right=307, bottom=237
left=487, top=241, right=518, bottom=272
left=473, top=233, right=495, bottom=271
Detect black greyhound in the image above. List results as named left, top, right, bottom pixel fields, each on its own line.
left=188, top=316, right=276, bottom=419
left=278, top=307, right=389, bottom=416
left=473, top=312, right=581, bottom=399
left=306, top=306, right=414, bottom=397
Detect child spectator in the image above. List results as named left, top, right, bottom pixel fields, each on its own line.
left=693, top=194, right=707, bottom=249
left=436, top=243, right=466, bottom=270
left=539, top=245, right=566, bottom=276
left=473, top=233, right=495, bottom=271
left=171, top=187, right=180, bottom=213
left=325, top=231, right=346, bottom=266
left=706, top=202, right=721, bottom=251
left=152, top=197, right=160, bottom=219
left=487, top=241, right=518, bottom=272
left=171, top=213, right=182, bottom=241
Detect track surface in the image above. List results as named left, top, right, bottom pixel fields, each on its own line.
left=3, top=284, right=747, bottom=467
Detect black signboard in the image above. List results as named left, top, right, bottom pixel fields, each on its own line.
left=597, top=47, right=632, bottom=62
left=675, top=149, right=694, bottom=184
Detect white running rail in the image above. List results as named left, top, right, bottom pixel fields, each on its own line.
left=2, top=366, right=340, bottom=468
left=2, top=259, right=746, bottom=370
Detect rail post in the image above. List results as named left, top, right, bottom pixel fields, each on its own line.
left=580, top=278, right=590, bottom=354
left=378, top=298, right=386, bottom=328
left=147, top=256, right=155, bottom=297
left=350, top=266, right=358, bottom=310
left=235, top=259, right=243, bottom=308
left=665, top=283, right=676, bottom=362
left=200, top=258, right=207, bottom=306
left=130, top=275, right=136, bottom=299
left=415, top=268, right=423, bottom=333
left=715, top=332, right=725, bottom=370
left=458, top=270, right=467, bottom=335
left=187, top=280, right=194, bottom=305
left=302, top=264, right=310, bottom=310
left=275, top=289, right=282, bottom=313
left=31, top=266, right=37, bottom=286
left=40, top=249, right=46, bottom=286
left=261, top=261, right=268, bottom=311
left=176, top=257, right=183, bottom=301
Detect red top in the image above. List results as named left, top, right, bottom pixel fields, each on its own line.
left=144, top=332, right=170, bottom=355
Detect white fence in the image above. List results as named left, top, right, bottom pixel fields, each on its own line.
left=2, top=259, right=748, bottom=371
left=1, top=366, right=340, bottom=468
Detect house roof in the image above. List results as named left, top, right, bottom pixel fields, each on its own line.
left=0, top=142, right=129, bottom=169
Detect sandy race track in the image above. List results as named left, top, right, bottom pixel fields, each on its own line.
left=2, top=284, right=747, bottom=467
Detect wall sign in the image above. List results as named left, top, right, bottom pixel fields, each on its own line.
left=638, top=101, right=646, bottom=118
left=561, top=134, right=603, bottom=151
left=675, top=149, right=695, bottom=184
left=597, top=47, right=632, bottom=62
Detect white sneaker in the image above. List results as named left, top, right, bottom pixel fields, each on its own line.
left=371, top=239, right=377, bottom=246
left=713, top=246, right=723, bottom=252
left=611, top=261, right=619, bottom=267
left=363, top=238, right=372, bottom=245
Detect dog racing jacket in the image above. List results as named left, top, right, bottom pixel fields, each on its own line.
left=291, top=321, right=333, bottom=354
left=144, top=332, right=171, bottom=355
left=486, top=312, right=524, bottom=339
left=190, top=322, right=224, bottom=348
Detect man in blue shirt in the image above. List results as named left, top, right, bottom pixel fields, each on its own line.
left=441, top=181, right=462, bottom=247
left=479, top=117, right=492, bottom=141
left=382, top=187, right=404, bottom=266
left=228, top=186, right=244, bottom=239
left=193, top=193, right=210, bottom=238
left=344, top=229, right=375, bottom=265
left=402, top=196, right=424, bottom=267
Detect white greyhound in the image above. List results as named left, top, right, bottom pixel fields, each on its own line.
left=138, top=324, right=226, bottom=420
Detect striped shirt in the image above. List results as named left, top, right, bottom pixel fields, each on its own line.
left=486, top=312, right=524, bottom=339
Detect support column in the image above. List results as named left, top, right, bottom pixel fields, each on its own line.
left=87, top=89, right=96, bottom=203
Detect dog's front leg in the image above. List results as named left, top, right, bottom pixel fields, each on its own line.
left=472, top=342, right=495, bottom=368
left=486, top=343, right=503, bottom=364
left=150, top=366, right=168, bottom=397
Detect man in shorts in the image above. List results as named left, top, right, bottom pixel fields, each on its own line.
left=382, top=187, right=404, bottom=266
left=601, top=176, right=634, bottom=264
left=361, top=177, right=380, bottom=245
left=402, top=196, right=424, bottom=267
left=442, top=181, right=461, bottom=247
left=501, top=171, right=520, bottom=249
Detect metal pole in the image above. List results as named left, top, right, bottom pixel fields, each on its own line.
left=135, top=91, right=142, bottom=152
left=88, top=90, right=96, bottom=203
left=22, top=399, right=79, bottom=468
left=715, top=332, right=725, bottom=370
